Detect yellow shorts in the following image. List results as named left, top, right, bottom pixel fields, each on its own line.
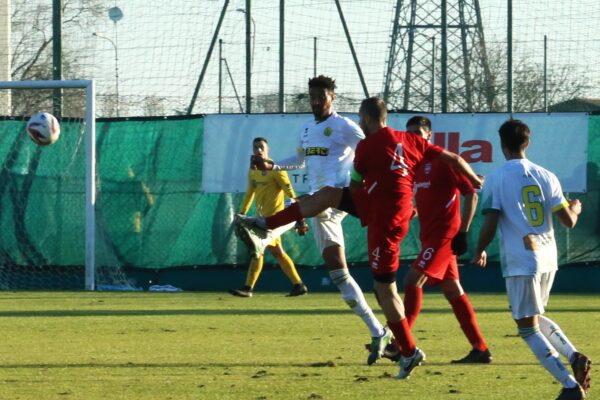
left=267, top=235, right=282, bottom=248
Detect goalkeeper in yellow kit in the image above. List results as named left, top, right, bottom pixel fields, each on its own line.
left=230, top=137, right=308, bottom=297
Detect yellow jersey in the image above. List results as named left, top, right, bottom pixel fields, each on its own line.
left=239, top=167, right=296, bottom=217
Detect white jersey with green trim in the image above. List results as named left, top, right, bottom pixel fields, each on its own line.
left=481, top=158, right=568, bottom=277
left=275, top=112, right=364, bottom=193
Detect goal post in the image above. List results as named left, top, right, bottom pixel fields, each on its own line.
left=0, top=79, right=97, bottom=290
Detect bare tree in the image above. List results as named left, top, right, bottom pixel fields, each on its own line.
left=9, top=0, right=104, bottom=117
left=470, top=45, right=588, bottom=112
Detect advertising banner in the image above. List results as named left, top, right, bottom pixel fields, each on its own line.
left=203, top=113, right=588, bottom=193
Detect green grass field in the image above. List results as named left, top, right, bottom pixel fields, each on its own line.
left=0, top=291, right=596, bottom=400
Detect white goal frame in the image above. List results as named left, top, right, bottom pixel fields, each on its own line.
left=0, top=79, right=97, bottom=290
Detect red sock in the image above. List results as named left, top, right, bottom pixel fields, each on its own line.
left=265, top=202, right=303, bottom=229
left=403, top=285, right=423, bottom=328
left=449, top=294, right=487, bottom=351
left=387, top=319, right=416, bottom=357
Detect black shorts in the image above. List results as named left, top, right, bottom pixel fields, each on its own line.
left=337, top=187, right=358, bottom=218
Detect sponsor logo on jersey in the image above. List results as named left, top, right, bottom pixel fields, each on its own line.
left=414, top=181, right=431, bottom=190
left=305, top=147, right=329, bottom=156
left=424, top=163, right=432, bottom=175
left=324, top=127, right=332, bottom=137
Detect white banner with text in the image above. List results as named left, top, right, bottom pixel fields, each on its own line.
left=203, top=113, right=588, bottom=193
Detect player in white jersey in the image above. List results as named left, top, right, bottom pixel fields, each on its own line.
left=237, top=75, right=391, bottom=365
left=472, top=119, right=591, bottom=400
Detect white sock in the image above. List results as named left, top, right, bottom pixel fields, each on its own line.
left=329, top=269, right=385, bottom=338
left=519, top=325, right=578, bottom=388
left=539, top=315, right=577, bottom=362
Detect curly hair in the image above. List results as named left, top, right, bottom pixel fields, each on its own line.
left=308, top=75, right=337, bottom=91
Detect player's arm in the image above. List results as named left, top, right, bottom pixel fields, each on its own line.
left=350, top=139, right=366, bottom=195
left=452, top=191, right=478, bottom=256
left=341, top=118, right=365, bottom=150
left=437, top=150, right=482, bottom=189
left=554, top=199, right=582, bottom=229
left=272, top=146, right=306, bottom=170
left=349, top=170, right=363, bottom=194
left=471, top=211, right=499, bottom=268
left=273, top=170, right=309, bottom=235
left=238, top=171, right=255, bottom=215
left=460, top=192, right=478, bottom=232
left=349, top=139, right=372, bottom=227
left=252, top=147, right=305, bottom=171
left=274, top=170, right=297, bottom=199
left=255, top=129, right=305, bottom=171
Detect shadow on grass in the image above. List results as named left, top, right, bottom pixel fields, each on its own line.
left=0, top=361, right=543, bottom=369
left=0, top=307, right=597, bottom=318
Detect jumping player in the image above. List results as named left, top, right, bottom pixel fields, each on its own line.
left=236, top=76, right=389, bottom=365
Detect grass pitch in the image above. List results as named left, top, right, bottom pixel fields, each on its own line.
left=0, top=291, right=597, bottom=399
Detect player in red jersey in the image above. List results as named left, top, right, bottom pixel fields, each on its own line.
left=350, top=98, right=483, bottom=378
left=402, top=116, right=491, bottom=364
left=238, top=98, right=482, bottom=375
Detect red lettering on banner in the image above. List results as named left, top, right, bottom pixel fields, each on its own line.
left=433, top=132, right=492, bottom=163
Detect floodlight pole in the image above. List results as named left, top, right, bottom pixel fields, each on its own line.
left=92, top=32, right=119, bottom=117
left=188, top=0, right=230, bottom=114
left=334, top=0, right=369, bottom=98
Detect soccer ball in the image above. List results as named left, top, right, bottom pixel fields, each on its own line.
left=26, top=112, right=61, bottom=146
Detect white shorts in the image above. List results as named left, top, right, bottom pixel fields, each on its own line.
left=310, top=207, right=347, bottom=254
left=505, top=271, right=556, bottom=320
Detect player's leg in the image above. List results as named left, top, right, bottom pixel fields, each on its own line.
left=373, top=279, right=425, bottom=379
left=402, top=267, right=427, bottom=327
left=238, top=186, right=343, bottom=231
left=430, top=253, right=491, bottom=363
left=266, top=239, right=308, bottom=297
left=403, top=236, right=453, bottom=328
left=540, top=315, right=592, bottom=393
left=235, top=217, right=295, bottom=259
left=315, top=210, right=388, bottom=364
left=368, top=224, right=424, bottom=379
left=229, top=255, right=264, bottom=297
left=536, top=272, right=591, bottom=392
left=441, top=278, right=491, bottom=363
left=508, top=275, right=584, bottom=397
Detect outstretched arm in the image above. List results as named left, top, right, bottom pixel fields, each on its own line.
left=253, top=146, right=306, bottom=171
left=438, top=150, right=482, bottom=189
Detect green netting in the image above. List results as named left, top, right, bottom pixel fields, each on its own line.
left=0, top=114, right=598, bottom=272
left=0, top=119, right=86, bottom=266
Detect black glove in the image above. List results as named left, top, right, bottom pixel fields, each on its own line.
left=294, top=219, right=309, bottom=236
left=451, top=231, right=468, bottom=256
left=250, top=155, right=273, bottom=171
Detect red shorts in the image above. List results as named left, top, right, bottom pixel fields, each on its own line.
left=411, top=236, right=459, bottom=284
left=367, top=217, right=410, bottom=277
